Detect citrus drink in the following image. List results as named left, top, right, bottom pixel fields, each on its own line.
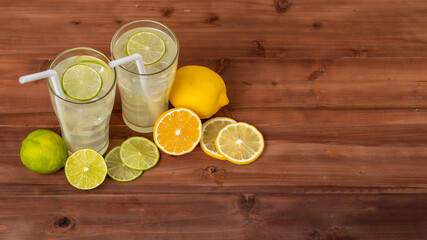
left=111, top=20, right=179, bottom=133
left=48, top=48, right=116, bottom=154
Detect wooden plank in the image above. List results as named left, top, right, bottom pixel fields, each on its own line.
left=1, top=0, right=427, bottom=58
left=3, top=137, right=427, bottom=189
left=3, top=0, right=427, bottom=238
left=3, top=107, right=427, bottom=147
left=0, top=193, right=426, bottom=239
left=4, top=57, right=427, bottom=114
left=2, top=107, right=427, bottom=189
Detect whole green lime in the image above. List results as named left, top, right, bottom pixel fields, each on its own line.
left=20, top=129, right=68, bottom=174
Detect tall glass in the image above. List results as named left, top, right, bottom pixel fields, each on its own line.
left=47, top=47, right=116, bottom=154
left=111, top=20, right=179, bottom=133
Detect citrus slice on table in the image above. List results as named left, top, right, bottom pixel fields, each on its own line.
left=119, top=137, right=160, bottom=171
left=200, top=117, right=236, bottom=160
left=154, top=108, right=202, bottom=155
left=61, top=64, right=103, bottom=101
left=126, top=31, right=166, bottom=65
left=105, top=146, right=143, bottom=182
left=65, top=149, right=107, bottom=190
left=215, top=122, right=264, bottom=165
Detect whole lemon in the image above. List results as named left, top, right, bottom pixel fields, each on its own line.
left=20, top=129, right=68, bottom=174
left=170, top=65, right=229, bottom=119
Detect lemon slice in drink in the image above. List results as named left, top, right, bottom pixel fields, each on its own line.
left=200, top=117, right=236, bottom=160
left=61, top=64, right=103, bottom=101
left=215, top=122, right=264, bottom=165
left=65, top=149, right=107, bottom=190
left=126, top=31, right=166, bottom=65
left=105, top=146, right=143, bottom=182
left=119, top=137, right=160, bottom=171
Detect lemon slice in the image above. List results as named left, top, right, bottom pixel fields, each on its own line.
left=126, top=31, right=166, bottom=65
left=119, top=137, right=160, bottom=171
left=61, top=64, right=103, bottom=101
left=200, top=117, right=236, bottom=160
left=65, top=149, right=107, bottom=190
left=153, top=108, right=202, bottom=156
left=215, top=122, right=264, bottom=165
left=105, top=146, right=143, bottom=182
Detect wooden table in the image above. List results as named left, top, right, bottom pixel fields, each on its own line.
left=2, top=0, right=427, bottom=239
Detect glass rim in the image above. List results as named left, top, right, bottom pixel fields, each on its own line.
left=47, top=47, right=117, bottom=105
left=110, top=19, right=180, bottom=76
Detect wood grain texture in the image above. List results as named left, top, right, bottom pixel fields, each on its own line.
left=4, top=57, right=427, bottom=113
left=1, top=194, right=427, bottom=239
left=1, top=0, right=427, bottom=59
left=1, top=0, right=427, bottom=239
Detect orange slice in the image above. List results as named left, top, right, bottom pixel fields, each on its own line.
left=153, top=108, right=202, bottom=155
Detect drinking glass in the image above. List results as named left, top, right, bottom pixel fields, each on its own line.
left=111, top=20, right=179, bottom=133
left=47, top=47, right=116, bottom=154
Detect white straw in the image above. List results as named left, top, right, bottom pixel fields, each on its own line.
left=19, top=70, right=63, bottom=97
left=109, top=54, right=159, bottom=126
left=19, top=69, right=70, bottom=144
left=109, top=54, right=147, bottom=74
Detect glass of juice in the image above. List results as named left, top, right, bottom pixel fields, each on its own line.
left=47, top=47, right=116, bottom=154
left=111, top=20, right=179, bottom=133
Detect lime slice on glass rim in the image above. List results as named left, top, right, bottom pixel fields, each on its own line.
left=65, top=149, right=107, bottom=190
left=61, top=64, right=103, bottom=101
left=105, top=146, right=143, bottom=182
left=126, top=31, right=166, bottom=65
left=119, top=137, right=160, bottom=171
left=74, top=55, right=110, bottom=70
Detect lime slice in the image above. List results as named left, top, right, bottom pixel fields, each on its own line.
left=75, top=55, right=110, bottom=70
left=126, top=31, right=166, bottom=65
left=119, top=137, right=160, bottom=170
left=105, top=146, right=143, bottom=182
left=76, top=56, right=112, bottom=76
left=61, top=64, right=103, bottom=101
left=65, top=149, right=107, bottom=190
